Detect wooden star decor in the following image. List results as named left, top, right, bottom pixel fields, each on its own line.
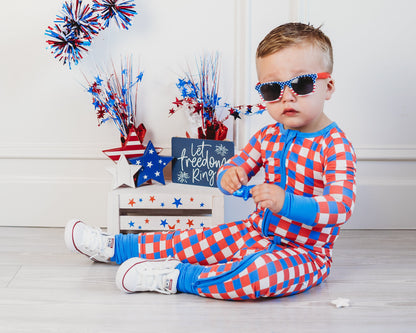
left=103, top=127, right=147, bottom=162
left=107, top=154, right=141, bottom=189
left=129, top=140, right=173, bottom=187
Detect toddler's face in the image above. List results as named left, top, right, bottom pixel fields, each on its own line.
left=256, top=42, right=335, bottom=132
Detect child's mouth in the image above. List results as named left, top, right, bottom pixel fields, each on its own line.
left=283, top=108, right=298, bottom=116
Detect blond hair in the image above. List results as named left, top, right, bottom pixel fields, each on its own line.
left=256, top=23, right=334, bottom=73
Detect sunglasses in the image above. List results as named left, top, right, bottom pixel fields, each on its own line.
left=255, top=72, right=331, bottom=102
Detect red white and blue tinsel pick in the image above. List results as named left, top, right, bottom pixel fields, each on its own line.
left=169, top=54, right=267, bottom=140
left=169, top=54, right=229, bottom=141
left=56, top=0, right=101, bottom=41
left=92, top=0, right=137, bottom=30
left=45, top=0, right=138, bottom=68
left=129, top=141, right=173, bottom=187
left=45, top=1, right=98, bottom=68
left=85, top=58, right=144, bottom=139
left=45, top=23, right=90, bottom=69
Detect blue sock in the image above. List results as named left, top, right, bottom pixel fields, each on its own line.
left=176, top=262, right=205, bottom=295
left=110, top=234, right=139, bottom=264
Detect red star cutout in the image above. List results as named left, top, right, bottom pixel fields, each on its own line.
left=149, top=196, right=156, bottom=203
left=190, top=197, right=194, bottom=202
left=187, top=219, right=194, bottom=228
left=257, top=103, right=266, bottom=110
left=176, top=219, right=180, bottom=224
left=168, top=224, right=176, bottom=230
left=128, top=199, right=136, bottom=207
left=144, top=219, right=150, bottom=224
left=173, top=98, right=183, bottom=107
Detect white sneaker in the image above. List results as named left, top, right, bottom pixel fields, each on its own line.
left=116, top=257, right=180, bottom=294
left=64, top=219, right=115, bottom=263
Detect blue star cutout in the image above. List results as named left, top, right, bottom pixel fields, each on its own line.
left=160, top=219, right=168, bottom=228
left=95, top=76, right=103, bottom=85
left=137, top=72, right=144, bottom=82
left=129, top=141, right=173, bottom=187
left=200, top=202, right=205, bottom=207
left=129, top=221, right=135, bottom=227
left=172, top=198, right=182, bottom=208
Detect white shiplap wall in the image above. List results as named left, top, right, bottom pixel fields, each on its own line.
left=0, top=0, right=415, bottom=228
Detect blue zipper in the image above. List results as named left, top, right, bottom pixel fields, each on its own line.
left=261, top=128, right=297, bottom=236
left=192, top=249, right=269, bottom=290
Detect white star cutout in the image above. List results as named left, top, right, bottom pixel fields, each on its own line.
left=107, top=154, right=141, bottom=189
left=331, top=298, right=350, bottom=308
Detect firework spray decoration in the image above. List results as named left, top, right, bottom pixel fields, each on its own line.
left=45, top=0, right=137, bottom=69
left=84, top=57, right=144, bottom=140
left=169, top=54, right=267, bottom=140
left=92, top=0, right=137, bottom=30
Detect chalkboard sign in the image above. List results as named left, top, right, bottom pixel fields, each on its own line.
left=171, top=137, right=235, bottom=187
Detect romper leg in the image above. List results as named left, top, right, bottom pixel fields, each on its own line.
left=183, top=245, right=330, bottom=300
left=137, top=220, right=270, bottom=265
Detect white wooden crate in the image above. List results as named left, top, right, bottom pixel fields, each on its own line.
left=108, top=182, right=224, bottom=234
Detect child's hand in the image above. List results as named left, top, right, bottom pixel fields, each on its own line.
left=250, top=183, right=285, bottom=213
left=220, top=167, right=248, bottom=194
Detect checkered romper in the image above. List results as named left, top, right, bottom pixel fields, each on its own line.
left=136, top=122, right=357, bottom=300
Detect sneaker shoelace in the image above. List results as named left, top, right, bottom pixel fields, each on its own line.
left=138, top=269, right=174, bottom=295
left=82, top=227, right=108, bottom=260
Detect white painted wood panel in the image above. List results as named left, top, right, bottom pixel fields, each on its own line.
left=0, top=0, right=414, bottom=228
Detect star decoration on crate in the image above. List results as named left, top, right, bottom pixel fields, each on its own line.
left=172, top=198, right=183, bottom=208
left=160, top=219, right=168, bottom=228
left=129, top=140, right=173, bottom=187
left=103, top=127, right=147, bottom=162
left=107, top=154, right=141, bottom=189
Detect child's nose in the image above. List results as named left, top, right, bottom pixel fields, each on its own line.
left=281, top=85, right=296, bottom=101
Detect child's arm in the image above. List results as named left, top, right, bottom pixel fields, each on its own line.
left=275, top=135, right=356, bottom=228
left=217, top=128, right=265, bottom=194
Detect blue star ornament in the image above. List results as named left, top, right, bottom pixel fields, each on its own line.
left=129, top=141, right=173, bottom=187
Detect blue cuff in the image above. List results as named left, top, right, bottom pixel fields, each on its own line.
left=216, top=169, right=231, bottom=195
left=279, top=192, right=318, bottom=226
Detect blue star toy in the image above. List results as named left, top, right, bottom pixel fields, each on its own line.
left=129, top=140, right=173, bottom=187
left=232, top=185, right=255, bottom=201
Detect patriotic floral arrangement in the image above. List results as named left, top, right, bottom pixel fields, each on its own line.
left=45, top=0, right=137, bottom=69
left=169, top=54, right=266, bottom=141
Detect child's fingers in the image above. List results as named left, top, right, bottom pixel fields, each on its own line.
left=236, top=167, right=248, bottom=185
left=221, top=168, right=243, bottom=193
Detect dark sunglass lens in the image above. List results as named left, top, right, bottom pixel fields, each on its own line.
left=260, top=83, right=281, bottom=101
left=292, top=76, right=314, bottom=95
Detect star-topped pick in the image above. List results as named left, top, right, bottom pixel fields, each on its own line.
left=107, top=154, right=141, bottom=189
left=129, top=140, right=173, bottom=187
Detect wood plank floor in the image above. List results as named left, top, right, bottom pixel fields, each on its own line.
left=0, top=227, right=415, bottom=333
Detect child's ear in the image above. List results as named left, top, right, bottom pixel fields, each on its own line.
left=325, top=77, right=335, bottom=100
